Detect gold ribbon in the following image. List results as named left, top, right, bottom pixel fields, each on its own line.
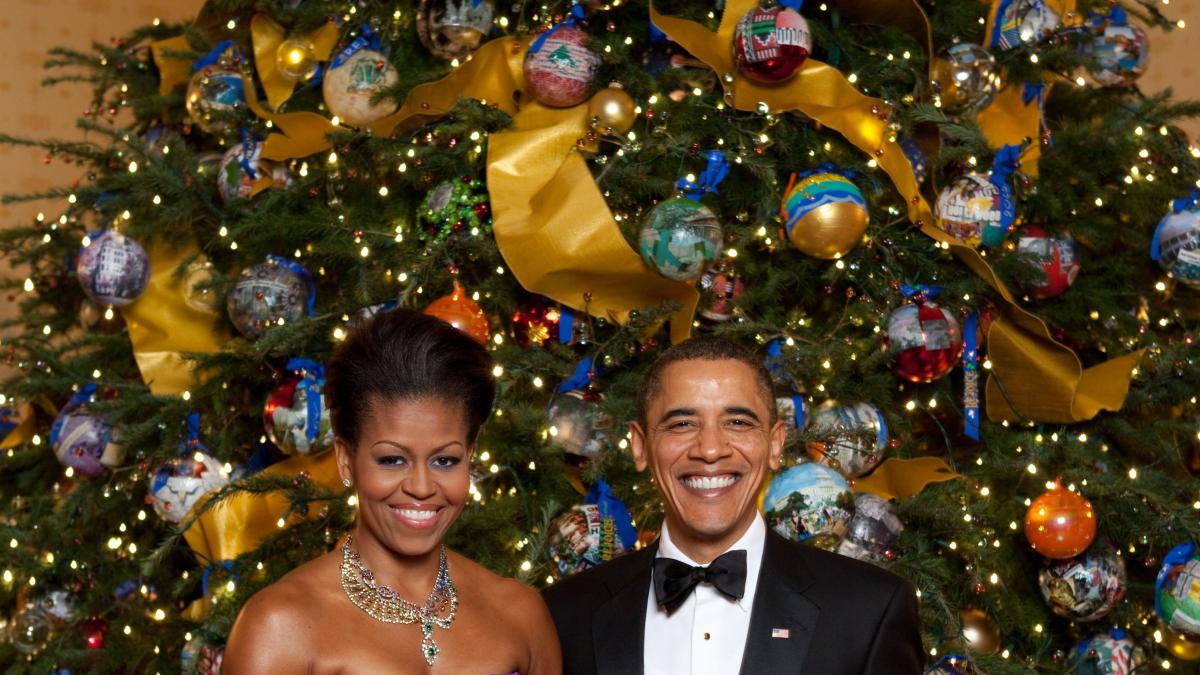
left=0, top=399, right=56, bottom=450
left=120, top=243, right=229, bottom=396
left=250, top=15, right=340, bottom=111
left=150, top=36, right=195, bottom=97
left=852, top=456, right=961, bottom=501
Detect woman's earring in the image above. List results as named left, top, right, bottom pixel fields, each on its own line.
left=342, top=478, right=352, bottom=488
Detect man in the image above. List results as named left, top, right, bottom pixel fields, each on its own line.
left=543, top=335, right=923, bottom=674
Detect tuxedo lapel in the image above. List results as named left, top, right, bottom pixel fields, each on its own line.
left=591, top=544, right=655, bottom=675
left=738, top=531, right=819, bottom=675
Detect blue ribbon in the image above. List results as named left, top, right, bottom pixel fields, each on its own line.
left=962, top=312, right=980, bottom=441
left=330, top=24, right=382, bottom=70
left=677, top=151, right=730, bottom=201
left=556, top=356, right=600, bottom=393
left=1022, top=82, right=1045, bottom=107
left=779, top=0, right=804, bottom=10
left=1155, top=541, right=1196, bottom=620
left=1151, top=189, right=1200, bottom=261
left=239, top=129, right=259, bottom=180
left=193, top=41, right=237, bottom=71
left=179, top=412, right=203, bottom=453
left=648, top=22, right=668, bottom=45
left=558, top=307, right=575, bottom=345
left=200, top=560, right=236, bottom=597
left=529, top=4, right=586, bottom=55
left=584, top=479, right=637, bottom=552
left=266, top=254, right=316, bottom=316
left=899, top=284, right=941, bottom=302
left=286, top=358, right=325, bottom=443
left=988, top=144, right=1021, bottom=242
left=989, top=0, right=1016, bottom=48
left=49, top=384, right=98, bottom=448
left=789, top=393, right=807, bottom=431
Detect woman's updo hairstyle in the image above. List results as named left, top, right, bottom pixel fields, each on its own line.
left=325, top=308, right=496, bottom=449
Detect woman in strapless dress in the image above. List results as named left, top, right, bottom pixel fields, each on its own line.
left=223, top=309, right=561, bottom=674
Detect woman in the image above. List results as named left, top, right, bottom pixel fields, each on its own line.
left=224, top=309, right=561, bottom=674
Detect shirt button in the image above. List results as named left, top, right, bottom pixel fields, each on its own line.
left=703, top=633, right=711, bottom=641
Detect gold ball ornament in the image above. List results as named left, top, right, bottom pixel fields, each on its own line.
left=960, top=609, right=1001, bottom=654
left=589, top=85, right=636, bottom=136
left=275, top=38, right=319, bottom=82
left=1162, top=625, right=1200, bottom=661
left=780, top=172, right=870, bottom=259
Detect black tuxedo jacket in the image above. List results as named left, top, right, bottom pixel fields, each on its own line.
left=543, top=529, right=923, bottom=675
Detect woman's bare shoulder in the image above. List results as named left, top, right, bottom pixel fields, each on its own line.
left=449, top=551, right=550, bottom=620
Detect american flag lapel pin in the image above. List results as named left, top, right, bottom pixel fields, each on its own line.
left=771, top=627, right=790, bottom=639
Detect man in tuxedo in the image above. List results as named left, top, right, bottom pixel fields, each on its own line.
left=543, top=335, right=924, bottom=674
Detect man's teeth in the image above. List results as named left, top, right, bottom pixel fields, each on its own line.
left=683, top=475, right=738, bottom=490
left=396, top=508, right=437, bottom=521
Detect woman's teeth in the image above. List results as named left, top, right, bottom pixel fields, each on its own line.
left=395, top=508, right=437, bottom=521
left=683, top=475, right=738, bottom=490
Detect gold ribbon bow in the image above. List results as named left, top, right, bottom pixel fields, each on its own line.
left=250, top=14, right=340, bottom=110
left=150, top=36, right=195, bottom=97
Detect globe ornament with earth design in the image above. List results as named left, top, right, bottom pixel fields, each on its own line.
left=1038, top=549, right=1126, bottom=622
left=185, top=57, right=246, bottom=137
left=837, top=493, right=902, bottom=564
left=546, top=389, right=613, bottom=460
left=149, top=451, right=230, bottom=523
left=1156, top=541, right=1200, bottom=639
left=697, top=261, right=745, bottom=322
left=936, top=173, right=1006, bottom=248
left=932, top=43, right=1000, bottom=113
left=994, top=0, right=1060, bottom=50
left=275, top=37, right=319, bottom=81
left=781, top=171, right=869, bottom=259
left=75, top=230, right=150, bottom=307
left=417, top=0, right=495, bottom=60
left=639, top=197, right=724, bottom=281
left=216, top=140, right=273, bottom=204
left=51, top=406, right=124, bottom=478
left=1018, top=226, right=1081, bottom=300
left=960, top=609, right=1001, bottom=653
left=226, top=257, right=311, bottom=339
left=1024, top=481, right=1096, bottom=559
left=546, top=481, right=634, bottom=579
left=524, top=25, right=600, bottom=108
left=805, top=400, right=888, bottom=478
left=1087, top=15, right=1148, bottom=88
left=1074, top=628, right=1144, bottom=675
left=764, top=462, right=855, bottom=549
left=418, top=176, right=491, bottom=242
left=424, top=281, right=489, bottom=344
left=322, top=42, right=399, bottom=128
left=1153, top=199, right=1200, bottom=289
left=588, top=84, right=637, bottom=136
left=264, top=362, right=334, bottom=456
left=885, top=300, right=963, bottom=383
left=733, top=4, right=812, bottom=83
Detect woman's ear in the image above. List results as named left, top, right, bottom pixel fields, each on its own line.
left=334, top=438, right=354, bottom=487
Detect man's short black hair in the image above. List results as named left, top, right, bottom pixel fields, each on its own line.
left=636, top=334, right=776, bottom=428
left=325, top=308, right=496, bottom=449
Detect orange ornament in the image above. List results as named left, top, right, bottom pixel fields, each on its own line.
left=1024, top=479, right=1096, bottom=559
left=423, top=281, right=489, bottom=345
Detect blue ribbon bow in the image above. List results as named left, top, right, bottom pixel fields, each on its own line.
left=286, top=358, right=326, bottom=443
left=530, top=4, right=587, bottom=55
left=677, top=151, right=730, bottom=201
left=266, top=254, right=317, bottom=316
left=239, top=129, right=259, bottom=180
left=1022, top=82, right=1046, bottom=107
left=557, top=307, right=576, bottom=345
left=331, top=24, right=383, bottom=70
left=556, top=356, right=601, bottom=393
left=584, top=479, right=637, bottom=552
left=180, top=412, right=202, bottom=452
left=1150, top=189, right=1200, bottom=261
left=49, top=384, right=98, bottom=448
left=193, top=41, right=237, bottom=71
left=779, top=0, right=805, bottom=10
left=899, top=284, right=942, bottom=302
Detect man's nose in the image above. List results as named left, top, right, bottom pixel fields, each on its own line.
left=689, top=421, right=732, bottom=462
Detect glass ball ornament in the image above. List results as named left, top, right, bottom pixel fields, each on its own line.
left=805, top=400, right=888, bottom=479
left=149, top=451, right=230, bottom=523
left=932, top=43, right=1000, bottom=113
left=322, top=48, right=399, bottom=127
left=185, top=61, right=246, bottom=136
left=523, top=25, right=600, bottom=107
left=225, top=258, right=310, bottom=339
left=781, top=171, right=869, bottom=259
left=1038, top=549, right=1126, bottom=622
left=1024, top=480, right=1096, bottom=559
left=546, top=389, right=613, bottom=460
left=639, top=197, right=724, bottom=281
left=588, top=84, right=637, bottom=136
left=936, top=173, right=1006, bottom=248
left=960, top=608, right=1001, bottom=654
left=75, top=230, right=150, bottom=307
left=1156, top=541, right=1200, bottom=639
left=1074, top=628, right=1144, bottom=675
left=81, top=615, right=108, bottom=650
left=1087, top=20, right=1148, bottom=88
left=764, top=462, right=855, bottom=548
left=423, top=281, right=489, bottom=344
left=885, top=300, right=963, bottom=383
left=1161, top=624, right=1200, bottom=661
left=1153, top=202, right=1200, bottom=289
left=216, top=142, right=273, bottom=204
left=417, top=0, right=495, bottom=60
left=733, top=4, right=812, bottom=83
left=1018, top=226, right=1081, bottom=299
left=51, top=408, right=124, bottom=478
left=697, top=261, right=744, bottom=322
left=900, top=137, right=928, bottom=185
left=546, top=502, right=631, bottom=579
left=837, top=493, right=902, bottom=564
left=275, top=38, right=319, bottom=81
left=10, top=602, right=54, bottom=655
left=264, top=370, right=334, bottom=457
left=995, top=0, right=1060, bottom=50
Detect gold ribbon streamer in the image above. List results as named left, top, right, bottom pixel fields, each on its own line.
left=150, top=36, right=195, bottom=97
left=852, top=456, right=962, bottom=501
left=120, top=243, right=229, bottom=396
left=0, top=400, right=56, bottom=450
left=250, top=15, right=340, bottom=111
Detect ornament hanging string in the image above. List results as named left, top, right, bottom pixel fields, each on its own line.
left=676, top=151, right=730, bottom=201
left=330, top=24, right=383, bottom=70
left=529, top=4, right=587, bottom=55
left=266, top=254, right=317, bottom=316
left=963, top=312, right=981, bottom=441
left=180, top=411, right=203, bottom=453
left=48, top=384, right=98, bottom=448
left=557, top=308, right=575, bottom=345
left=1150, top=189, right=1200, bottom=261
left=285, top=358, right=326, bottom=443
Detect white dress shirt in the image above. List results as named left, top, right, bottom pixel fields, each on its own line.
left=644, top=515, right=766, bottom=675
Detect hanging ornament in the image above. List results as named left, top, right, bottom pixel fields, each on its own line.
left=1038, top=548, right=1126, bottom=622
left=1086, top=7, right=1148, bottom=88
left=805, top=401, right=888, bottom=479
left=424, top=280, right=489, bottom=344
left=899, top=137, right=928, bottom=185
left=935, top=144, right=1020, bottom=248
left=75, top=230, right=150, bottom=307
left=149, top=414, right=230, bottom=523
left=640, top=150, right=728, bottom=281
left=1161, top=624, right=1200, bottom=661
left=523, top=6, right=600, bottom=108
left=546, top=479, right=636, bottom=579
left=780, top=165, right=869, bottom=259
left=1152, top=190, right=1200, bottom=289
left=697, top=260, right=745, bottom=322
left=49, top=385, right=124, bottom=478
left=81, top=615, right=108, bottom=650
left=513, top=297, right=572, bottom=348
left=181, top=633, right=225, bottom=675
left=836, top=493, right=902, bottom=564
left=992, top=0, right=1060, bottom=50
left=185, top=42, right=246, bottom=137
left=275, top=38, right=319, bottom=82
left=588, top=84, right=637, bottom=136
left=225, top=255, right=315, bottom=340
left=1018, top=226, right=1081, bottom=299
left=959, top=609, right=1001, bottom=654
left=418, top=176, right=492, bottom=242
left=885, top=286, right=963, bottom=383
left=931, top=43, right=1000, bottom=113
left=546, top=389, right=613, bottom=460
left=264, top=359, right=335, bottom=456
left=923, top=655, right=981, bottom=675
left=1074, top=628, right=1144, bottom=675
left=217, top=133, right=274, bottom=203
left=1024, top=479, right=1096, bottom=559
left=322, top=26, right=400, bottom=127
left=1156, top=541, right=1200, bottom=639
left=11, top=602, right=54, bottom=655
left=417, top=0, right=496, bottom=60
left=732, top=0, right=812, bottom=83
left=764, top=462, right=855, bottom=549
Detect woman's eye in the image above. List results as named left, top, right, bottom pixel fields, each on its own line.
left=377, top=455, right=406, bottom=467
left=432, top=456, right=461, bottom=468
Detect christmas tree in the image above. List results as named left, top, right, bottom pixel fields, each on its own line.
left=1, top=0, right=1199, bottom=672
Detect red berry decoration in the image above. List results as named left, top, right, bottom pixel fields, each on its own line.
left=1017, top=226, right=1081, bottom=300
left=733, top=4, right=812, bottom=83
left=1024, top=479, right=1097, bottom=559
left=884, top=297, right=963, bottom=383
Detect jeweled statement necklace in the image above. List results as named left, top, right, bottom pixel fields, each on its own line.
left=340, top=535, right=459, bottom=666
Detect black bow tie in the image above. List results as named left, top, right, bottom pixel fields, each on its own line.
left=652, top=549, right=747, bottom=615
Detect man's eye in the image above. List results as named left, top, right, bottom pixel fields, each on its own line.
left=667, top=421, right=695, bottom=430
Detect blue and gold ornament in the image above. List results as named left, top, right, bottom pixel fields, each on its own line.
left=322, top=25, right=399, bottom=128
left=546, top=479, right=635, bottom=578
left=935, top=145, right=1020, bottom=249
left=1086, top=6, right=1148, bottom=88
left=1152, top=190, right=1200, bottom=289
left=185, top=42, right=246, bottom=137
left=640, top=151, right=728, bottom=281
left=780, top=165, right=869, bottom=259
left=992, top=0, right=1060, bottom=50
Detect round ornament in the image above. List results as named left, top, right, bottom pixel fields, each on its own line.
left=994, top=0, right=1060, bottom=50
left=546, top=389, right=613, bottom=459
left=185, top=63, right=246, bottom=137
left=932, top=43, right=1000, bottom=112
left=589, top=85, right=637, bottom=135
left=1153, top=202, right=1200, bottom=289
left=424, top=281, right=489, bottom=344
left=75, top=230, right=150, bottom=307
left=523, top=25, right=600, bottom=108
left=417, top=0, right=495, bottom=60
left=149, top=451, right=230, bottom=523
left=81, top=615, right=107, bottom=650
left=264, top=362, right=334, bottom=456
left=781, top=171, right=869, bottom=259
left=805, top=400, right=888, bottom=478
left=936, top=173, right=1005, bottom=248
left=182, top=259, right=220, bottom=314
left=885, top=301, right=963, bottom=383
left=1039, top=549, right=1127, bottom=622
left=1074, top=628, right=1143, bottom=675
left=181, top=633, right=225, bottom=675
left=226, top=258, right=311, bottom=339
left=1087, top=20, right=1148, bottom=88
left=837, top=493, right=902, bottom=563
left=11, top=602, right=54, bottom=655
left=1017, top=226, right=1081, bottom=299
left=960, top=608, right=1001, bottom=654
left=546, top=485, right=634, bottom=579
left=418, top=176, right=491, bottom=242
left=1024, top=481, right=1096, bottom=559
left=275, top=38, right=319, bottom=81
left=51, top=406, right=123, bottom=478
left=697, top=262, right=745, bottom=322
left=733, top=4, right=812, bottom=83
left=900, top=138, right=928, bottom=185
left=1161, top=624, right=1200, bottom=661
left=764, top=462, right=855, bottom=548
left=639, top=197, right=724, bottom=281
left=1157, top=541, right=1200, bottom=638
left=217, top=140, right=273, bottom=204
left=322, top=48, right=399, bottom=128
left=923, top=655, right=980, bottom=675
left=513, top=300, right=560, bottom=348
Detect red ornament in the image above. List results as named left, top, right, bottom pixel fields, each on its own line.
left=513, top=300, right=562, bottom=348
left=82, top=616, right=108, bottom=649
left=733, top=5, right=812, bottom=83
left=424, top=281, right=489, bottom=345
left=1024, top=479, right=1097, bottom=559
left=523, top=26, right=600, bottom=107
left=1017, top=226, right=1081, bottom=300
left=698, top=264, right=745, bottom=322
left=884, top=300, right=963, bottom=382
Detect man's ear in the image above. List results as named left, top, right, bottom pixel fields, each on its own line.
left=630, top=422, right=649, bottom=472
left=334, top=438, right=355, bottom=486
left=767, top=420, right=786, bottom=472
